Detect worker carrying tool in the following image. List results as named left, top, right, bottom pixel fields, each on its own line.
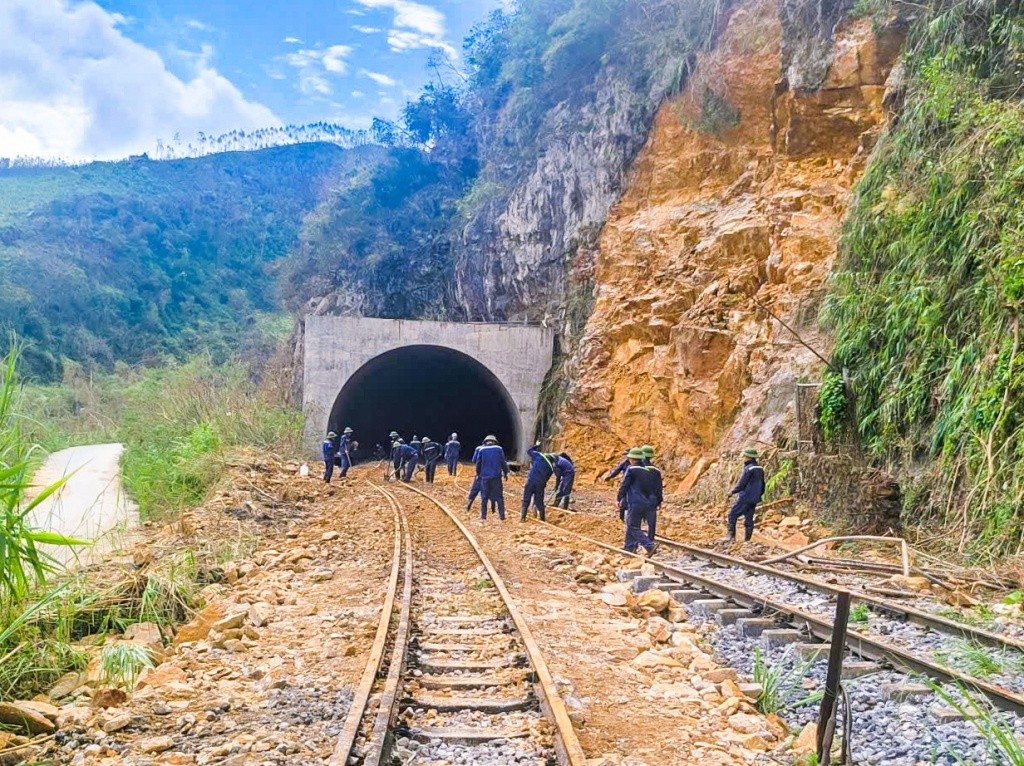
left=398, top=441, right=419, bottom=483
left=521, top=443, right=556, bottom=522
left=322, top=431, right=338, bottom=484
left=552, top=452, right=575, bottom=509
left=337, top=427, right=355, bottom=478
left=604, top=449, right=631, bottom=482
left=444, top=433, right=461, bottom=476
left=422, top=437, right=441, bottom=483
left=618, top=447, right=662, bottom=556
left=725, top=447, right=765, bottom=543
left=474, top=435, right=508, bottom=520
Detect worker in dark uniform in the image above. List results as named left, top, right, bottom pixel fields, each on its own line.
left=726, top=447, right=766, bottom=542
left=552, top=452, right=575, bottom=509
left=639, top=445, right=658, bottom=537
left=422, top=437, right=441, bottom=483
left=604, top=450, right=631, bottom=482
left=474, top=435, right=508, bottom=520
left=444, top=433, right=461, bottom=476
left=337, top=427, right=355, bottom=478
left=641, top=445, right=655, bottom=466
left=521, top=443, right=556, bottom=522
left=618, top=448, right=662, bottom=556
left=466, top=442, right=484, bottom=512
left=322, top=431, right=338, bottom=483
left=389, top=432, right=402, bottom=480
left=398, top=441, right=419, bottom=482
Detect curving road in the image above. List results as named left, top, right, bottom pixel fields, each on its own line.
left=27, top=443, right=138, bottom=569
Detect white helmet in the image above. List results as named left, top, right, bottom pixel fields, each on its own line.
left=451, top=433, right=457, bottom=440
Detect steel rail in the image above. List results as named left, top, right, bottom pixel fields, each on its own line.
left=329, top=485, right=410, bottom=766
left=398, top=483, right=588, bottom=766
left=529, top=517, right=1024, bottom=717
left=547, top=506, right=1024, bottom=653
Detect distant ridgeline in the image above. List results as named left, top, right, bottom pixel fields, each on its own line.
left=0, top=143, right=381, bottom=380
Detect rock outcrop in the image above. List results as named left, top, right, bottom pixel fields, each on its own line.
left=557, top=0, right=906, bottom=475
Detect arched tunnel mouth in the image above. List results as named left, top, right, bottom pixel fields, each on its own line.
left=328, top=345, right=521, bottom=462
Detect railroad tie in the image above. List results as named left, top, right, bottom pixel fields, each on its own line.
left=418, top=674, right=524, bottom=690
left=408, top=727, right=531, bottom=744
left=404, top=695, right=533, bottom=713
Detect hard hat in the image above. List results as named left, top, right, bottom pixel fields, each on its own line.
left=451, top=433, right=457, bottom=440
left=423, top=437, right=431, bottom=443
left=627, top=447, right=645, bottom=460
left=641, top=445, right=655, bottom=458
left=484, top=435, right=498, bottom=443
left=344, top=427, right=353, bottom=434
left=742, top=447, right=759, bottom=458
left=327, top=432, right=338, bottom=439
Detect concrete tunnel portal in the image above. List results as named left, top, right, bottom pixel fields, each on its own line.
left=329, top=345, right=521, bottom=460
left=303, top=317, right=555, bottom=462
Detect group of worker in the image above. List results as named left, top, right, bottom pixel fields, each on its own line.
left=386, top=432, right=462, bottom=483
left=321, top=426, right=765, bottom=546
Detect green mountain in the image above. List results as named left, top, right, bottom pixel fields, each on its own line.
left=0, top=143, right=380, bottom=380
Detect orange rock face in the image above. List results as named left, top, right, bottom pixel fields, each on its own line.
left=558, top=0, right=903, bottom=479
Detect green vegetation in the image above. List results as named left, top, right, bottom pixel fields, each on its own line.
left=929, top=681, right=1024, bottom=764
left=0, top=143, right=367, bottom=381
left=935, top=639, right=1020, bottom=678
left=101, top=643, right=154, bottom=690
left=849, top=603, right=871, bottom=624
left=765, top=458, right=795, bottom=501
left=696, top=87, right=741, bottom=134
left=822, top=0, right=1024, bottom=556
left=20, top=355, right=302, bottom=521
left=752, top=646, right=823, bottom=714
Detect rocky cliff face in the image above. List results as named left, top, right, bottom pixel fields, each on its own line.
left=555, top=0, right=906, bottom=480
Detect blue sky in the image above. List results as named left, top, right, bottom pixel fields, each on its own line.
left=0, top=0, right=506, bottom=161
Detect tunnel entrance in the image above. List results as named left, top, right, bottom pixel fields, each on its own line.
left=328, top=345, right=521, bottom=462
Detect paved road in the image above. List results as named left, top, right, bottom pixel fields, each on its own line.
left=27, top=443, right=138, bottom=568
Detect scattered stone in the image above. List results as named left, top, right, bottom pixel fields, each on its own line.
left=792, top=722, right=817, bottom=753
left=636, top=589, right=670, bottom=612
left=0, top=702, right=56, bottom=735
left=139, top=735, right=175, bottom=754
left=211, top=611, right=247, bottom=633
left=101, top=712, right=133, bottom=733
left=247, top=602, right=273, bottom=627
left=704, top=668, right=738, bottom=684
left=124, top=622, right=163, bottom=647
left=90, top=688, right=129, bottom=709
left=930, top=705, right=965, bottom=724
left=321, top=531, right=340, bottom=541
left=881, top=682, right=932, bottom=702
left=174, top=602, right=230, bottom=644
left=48, top=672, right=84, bottom=700
left=137, top=665, right=187, bottom=690
left=632, top=650, right=683, bottom=668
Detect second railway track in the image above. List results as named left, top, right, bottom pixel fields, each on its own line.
left=331, top=481, right=585, bottom=766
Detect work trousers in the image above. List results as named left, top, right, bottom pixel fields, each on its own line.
left=727, top=500, right=757, bottom=541
left=323, top=459, right=334, bottom=483
left=553, top=474, right=575, bottom=509
left=446, top=455, right=458, bottom=476
left=402, top=458, right=418, bottom=482
left=425, top=459, right=438, bottom=483
left=480, top=477, right=506, bottom=520
left=391, top=456, right=402, bottom=479
left=521, top=481, right=547, bottom=521
left=338, top=452, right=351, bottom=478
left=624, top=506, right=656, bottom=553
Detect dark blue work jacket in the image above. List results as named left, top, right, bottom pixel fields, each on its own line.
left=618, top=464, right=664, bottom=509
left=525, top=446, right=556, bottom=485
left=730, top=460, right=766, bottom=505
left=475, top=444, right=508, bottom=480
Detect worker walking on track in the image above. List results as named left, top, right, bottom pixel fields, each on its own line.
left=389, top=432, right=403, bottom=480
left=618, top=447, right=662, bottom=556
left=639, top=445, right=658, bottom=537
left=474, top=435, right=508, bottom=520
left=337, top=427, right=355, bottom=478
left=466, top=442, right=483, bottom=511
left=552, top=452, right=575, bottom=509
left=322, top=431, right=338, bottom=483
left=444, top=433, right=461, bottom=476
left=521, top=443, right=556, bottom=522
left=726, top=447, right=765, bottom=543
left=422, top=437, right=441, bottom=483
left=398, top=440, right=419, bottom=482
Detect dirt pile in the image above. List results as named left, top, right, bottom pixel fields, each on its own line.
left=558, top=0, right=905, bottom=478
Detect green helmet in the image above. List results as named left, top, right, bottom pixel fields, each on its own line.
left=742, top=447, right=759, bottom=459
left=641, top=445, right=655, bottom=458
left=627, top=447, right=646, bottom=460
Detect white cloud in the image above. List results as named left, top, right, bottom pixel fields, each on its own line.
left=0, top=0, right=278, bottom=161
left=361, top=70, right=397, bottom=87
left=283, top=36, right=303, bottom=44
left=184, top=18, right=210, bottom=31
left=353, top=0, right=457, bottom=57
left=352, top=25, right=383, bottom=34
left=285, top=44, right=353, bottom=96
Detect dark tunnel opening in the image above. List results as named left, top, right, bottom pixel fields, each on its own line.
left=328, top=345, right=521, bottom=462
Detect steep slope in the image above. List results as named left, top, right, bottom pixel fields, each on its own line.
left=0, top=144, right=375, bottom=379
left=556, top=0, right=905, bottom=477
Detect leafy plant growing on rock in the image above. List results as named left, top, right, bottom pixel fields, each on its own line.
left=752, top=647, right=822, bottom=714
left=928, top=681, right=1024, bottom=765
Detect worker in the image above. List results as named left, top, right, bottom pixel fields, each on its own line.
left=604, top=450, right=631, bottom=482
left=410, top=435, right=423, bottom=460
left=618, top=447, right=662, bottom=556
left=337, top=427, right=355, bottom=478
left=422, top=437, right=441, bottom=483
left=466, top=442, right=483, bottom=511
left=726, top=447, right=766, bottom=543
left=322, top=431, right=338, bottom=483
left=474, top=435, right=508, bottom=520
left=521, top=443, right=556, bottom=522
left=552, top=452, right=575, bottom=509
left=444, top=433, right=461, bottom=476
left=389, top=432, right=403, bottom=480
left=398, top=441, right=419, bottom=482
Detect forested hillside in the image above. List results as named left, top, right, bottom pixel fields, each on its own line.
left=0, top=143, right=378, bottom=380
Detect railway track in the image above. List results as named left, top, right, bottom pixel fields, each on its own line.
left=531, top=506, right=1024, bottom=716
left=330, top=481, right=585, bottom=766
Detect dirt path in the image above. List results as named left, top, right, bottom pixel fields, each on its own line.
left=27, top=443, right=138, bottom=567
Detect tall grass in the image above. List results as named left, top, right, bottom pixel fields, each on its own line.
left=20, top=355, right=302, bottom=520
